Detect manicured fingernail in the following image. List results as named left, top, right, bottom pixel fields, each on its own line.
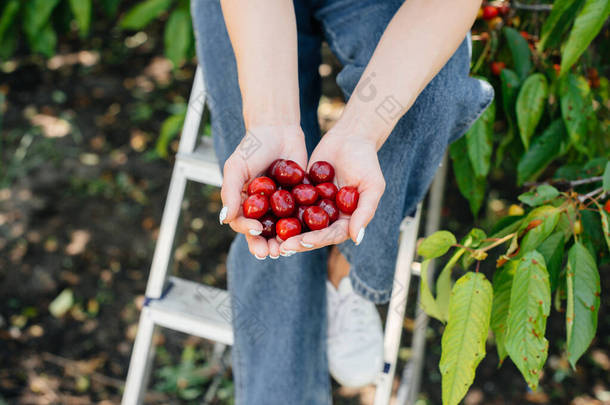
left=270, top=255, right=279, bottom=259
left=219, top=206, right=228, bottom=224
left=254, top=254, right=266, bottom=260
left=300, top=241, right=314, bottom=248
left=356, top=227, right=365, bottom=246
left=280, top=250, right=296, bottom=257
left=249, top=229, right=262, bottom=236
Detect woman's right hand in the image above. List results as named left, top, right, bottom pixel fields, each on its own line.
left=219, top=124, right=307, bottom=259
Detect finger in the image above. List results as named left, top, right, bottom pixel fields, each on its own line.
left=280, top=219, right=349, bottom=252
left=228, top=216, right=264, bottom=236
left=245, top=233, right=269, bottom=260
left=220, top=155, right=249, bottom=224
left=348, top=181, right=385, bottom=245
left=267, top=238, right=281, bottom=259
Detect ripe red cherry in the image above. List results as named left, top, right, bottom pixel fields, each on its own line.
left=259, top=214, right=277, bottom=238
left=490, top=61, right=506, bottom=76
left=317, top=198, right=339, bottom=222
left=272, top=159, right=305, bottom=186
left=292, top=184, right=319, bottom=205
left=309, top=161, right=335, bottom=184
left=269, top=190, right=296, bottom=217
left=267, top=159, right=284, bottom=177
left=243, top=194, right=269, bottom=219
left=482, top=5, right=498, bottom=20
left=303, top=206, right=330, bottom=231
left=604, top=200, right=610, bottom=214
left=276, top=218, right=302, bottom=240
left=336, top=186, right=359, bottom=214
left=497, top=3, right=510, bottom=15
left=316, top=182, right=338, bottom=200
left=248, top=176, right=277, bottom=196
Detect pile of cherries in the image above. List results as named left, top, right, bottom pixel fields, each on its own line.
left=242, top=159, right=359, bottom=240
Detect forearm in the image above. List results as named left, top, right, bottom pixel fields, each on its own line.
left=220, top=0, right=300, bottom=128
left=334, top=0, right=482, bottom=149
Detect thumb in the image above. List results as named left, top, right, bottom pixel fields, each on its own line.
left=219, top=155, right=249, bottom=224
left=348, top=181, right=385, bottom=245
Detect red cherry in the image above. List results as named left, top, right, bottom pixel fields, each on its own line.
left=297, top=205, right=308, bottom=224
left=276, top=218, right=302, bottom=240
left=303, top=206, right=330, bottom=231
left=309, top=161, right=335, bottom=184
left=272, top=159, right=305, bottom=186
left=336, top=186, right=359, bottom=214
left=317, top=198, right=339, bottom=222
left=316, top=182, right=338, bottom=200
left=490, top=61, right=506, bottom=76
left=269, top=190, right=296, bottom=217
left=497, top=3, right=510, bottom=15
left=292, top=184, right=319, bottom=205
left=267, top=159, right=284, bottom=177
left=247, top=176, right=277, bottom=196
left=482, top=5, right=498, bottom=20
left=243, top=194, right=269, bottom=219
left=259, top=214, right=277, bottom=239
left=604, top=200, right=610, bottom=214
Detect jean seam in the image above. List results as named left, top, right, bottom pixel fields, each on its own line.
left=349, top=269, right=391, bottom=304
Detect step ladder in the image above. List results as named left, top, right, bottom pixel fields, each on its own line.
left=121, top=67, right=447, bottom=405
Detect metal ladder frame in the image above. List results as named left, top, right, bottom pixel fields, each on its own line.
left=121, top=66, right=446, bottom=405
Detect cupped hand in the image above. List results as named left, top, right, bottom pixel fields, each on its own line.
left=220, top=124, right=307, bottom=259
left=279, top=131, right=386, bottom=253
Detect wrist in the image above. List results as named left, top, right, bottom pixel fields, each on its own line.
left=330, top=112, right=389, bottom=151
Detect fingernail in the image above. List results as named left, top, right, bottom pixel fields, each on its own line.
left=270, top=255, right=279, bottom=259
left=280, top=250, right=296, bottom=257
left=219, top=206, right=228, bottom=225
left=254, top=254, right=266, bottom=260
left=356, top=227, right=365, bottom=246
left=300, top=241, right=314, bottom=248
left=249, top=229, right=262, bottom=236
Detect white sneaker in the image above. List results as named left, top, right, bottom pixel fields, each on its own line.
left=326, top=277, right=384, bottom=387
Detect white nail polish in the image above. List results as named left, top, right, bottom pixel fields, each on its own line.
left=270, top=255, right=279, bottom=259
left=356, top=227, right=365, bottom=246
left=254, top=254, right=266, bottom=260
left=280, top=251, right=290, bottom=257
left=249, top=229, right=262, bottom=236
left=300, top=241, right=313, bottom=248
left=219, top=206, right=228, bottom=225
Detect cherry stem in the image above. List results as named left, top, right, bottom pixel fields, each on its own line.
left=480, top=232, right=516, bottom=253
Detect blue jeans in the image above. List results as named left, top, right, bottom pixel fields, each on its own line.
left=191, top=0, right=493, bottom=403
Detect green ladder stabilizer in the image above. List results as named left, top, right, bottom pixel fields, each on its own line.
left=121, top=66, right=447, bottom=405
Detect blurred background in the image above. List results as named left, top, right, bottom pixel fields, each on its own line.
left=0, top=0, right=608, bottom=404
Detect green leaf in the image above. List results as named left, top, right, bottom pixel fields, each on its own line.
left=491, top=261, right=517, bottom=364
left=23, top=0, right=61, bottom=39
left=603, top=161, right=610, bottom=193
left=419, top=260, right=444, bottom=322
left=518, top=185, right=560, bottom=207
left=68, top=0, right=91, bottom=37
left=517, top=120, right=569, bottom=185
left=449, top=137, right=486, bottom=217
left=0, top=23, right=16, bottom=59
left=0, top=0, right=19, bottom=43
left=164, top=7, right=192, bottom=68
left=120, top=0, right=174, bottom=30
left=155, top=113, right=185, bottom=158
left=459, top=228, right=490, bottom=270
left=560, top=0, right=610, bottom=76
left=101, top=0, right=122, bottom=17
left=519, top=206, right=560, bottom=254
left=516, top=74, right=549, bottom=150
left=538, top=0, right=584, bottom=51
left=30, top=22, right=57, bottom=57
left=466, top=99, right=495, bottom=177
left=440, top=272, right=493, bottom=405
left=497, top=69, right=521, bottom=163
left=566, top=242, right=601, bottom=367
left=503, top=27, right=533, bottom=81
left=418, top=230, right=456, bottom=259
left=560, top=74, right=594, bottom=153
left=536, top=232, right=565, bottom=292
left=436, top=249, right=467, bottom=322
left=505, top=251, right=551, bottom=390
left=595, top=202, right=610, bottom=253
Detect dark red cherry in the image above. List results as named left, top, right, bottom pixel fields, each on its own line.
left=259, top=214, right=277, bottom=239
left=317, top=198, right=339, bottom=222
left=303, top=206, right=330, bottom=231
left=309, top=161, right=335, bottom=184
left=247, top=176, right=277, bottom=196
left=292, top=184, right=319, bottom=205
left=315, top=182, right=338, bottom=200
left=269, top=190, right=296, bottom=217
left=276, top=218, right=302, bottom=240
left=336, top=186, right=359, bottom=214
left=243, top=194, right=269, bottom=219
left=272, top=159, right=305, bottom=186
left=267, top=159, right=284, bottom=177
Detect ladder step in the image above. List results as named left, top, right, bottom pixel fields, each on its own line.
left=176, top=137, right=223, bottom=187
left=145, top=276, right=233, bottom=345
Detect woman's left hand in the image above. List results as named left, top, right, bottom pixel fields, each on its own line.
left=278, top=130, right=386, bottom=254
